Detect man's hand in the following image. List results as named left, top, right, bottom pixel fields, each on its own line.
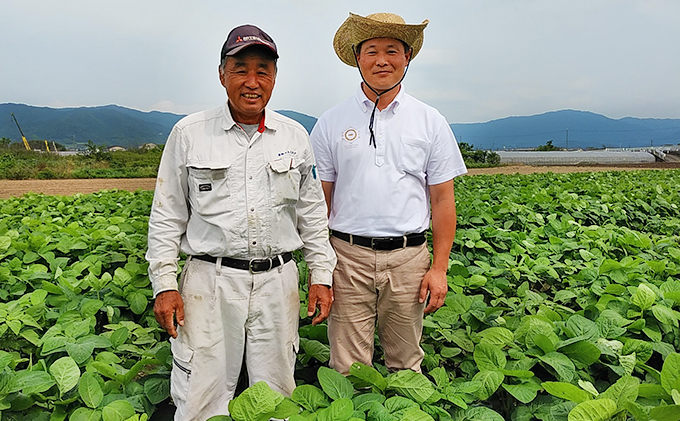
left=307, top=284, right=333, bottom=325
left=154, top=290, right=185, bottom=338
left=419, top=268, right=449, bottom=313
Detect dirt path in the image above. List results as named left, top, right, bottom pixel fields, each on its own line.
left=1, top=163, right=677, bottom=199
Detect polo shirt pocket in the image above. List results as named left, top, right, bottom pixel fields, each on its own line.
left=268, top=157, right=303, bottom=206
left=399, top=137, right=429, bottom=175
left=187, top=165, right=231, bottom=216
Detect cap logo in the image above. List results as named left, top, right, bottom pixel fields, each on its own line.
left=236, top=36, right=243, bottom=42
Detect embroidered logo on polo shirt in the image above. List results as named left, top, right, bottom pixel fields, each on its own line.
left=198, top=183, right=212, bottom=192
left=342, top=128, right=360, bottom=149
left=343, top=128, right=358, bottom=142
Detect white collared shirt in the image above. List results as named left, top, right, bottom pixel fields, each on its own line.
left=310, top=85, right=467, bottom=237
left=146, top=104, right=336, bottom=296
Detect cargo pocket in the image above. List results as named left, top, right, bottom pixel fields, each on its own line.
left=398, top=137, right=429, bottom=176
left=268, top=157, right=303, bottom=206
left=170, top=337, right=194, bottom=406
left=187, top=165, right=231, bottom=216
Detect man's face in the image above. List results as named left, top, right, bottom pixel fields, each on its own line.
left=220, top=50, right=276, bottom=124
left=356, top=37, right=411, bottom=92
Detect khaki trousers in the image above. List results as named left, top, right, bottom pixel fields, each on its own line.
left=328, top=236, right=431, bottom=375
left=170, top=256, right=300, bottom=421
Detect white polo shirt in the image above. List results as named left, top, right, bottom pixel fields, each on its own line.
left=310, top=85, right=467, bottom=237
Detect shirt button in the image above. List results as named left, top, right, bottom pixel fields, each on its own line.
left=251, top=208, right=255, bottom=212
left=249, top=175, right=253, bottom=180
left=252, top=241, right=257, bottom=245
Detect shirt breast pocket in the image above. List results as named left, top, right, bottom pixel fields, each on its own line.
left=187, top=165, right=231, bottom=216
left=268, top=158, right=303, bottom=206
left=399, top=137, right=429, bottom=176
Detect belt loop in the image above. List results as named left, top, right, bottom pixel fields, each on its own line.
left=403, top=235, right=408, bottom=249
left=349, top=234, right=354, bottom=246
left=216, top=256, right=222, bottom=275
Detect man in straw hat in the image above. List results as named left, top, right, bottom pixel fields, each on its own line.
left=147, top=24, right=336, bottom=419
left=310, top=12, right=467, bottom=374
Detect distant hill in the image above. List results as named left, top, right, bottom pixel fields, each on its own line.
left=0, top=103, right=319, bottom=149
left=0, top=103, right=183, bottom=148
left=2, top=104, right=678, bottom=150
left=450, top=110, right=680, bottom=150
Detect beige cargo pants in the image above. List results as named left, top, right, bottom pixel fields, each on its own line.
left=170, top=256, right=300, bottom=420
left=328, top=237, right=431, bottom=375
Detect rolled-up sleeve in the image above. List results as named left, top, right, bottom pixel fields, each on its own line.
left=296, top=141, right=336, bottom=286
left=146, top=125, right=189, bottom=297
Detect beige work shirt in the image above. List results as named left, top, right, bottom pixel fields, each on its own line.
left=146, top=104, right=335, bottom=296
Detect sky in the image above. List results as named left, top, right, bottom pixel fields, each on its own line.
left=2, top=0, right=679, bottom=124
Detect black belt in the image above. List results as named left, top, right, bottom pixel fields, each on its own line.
left=191, top=252, right=293, bottom=273
left=331, top=230, right=427, bottom=251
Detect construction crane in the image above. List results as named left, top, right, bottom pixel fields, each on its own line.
left=11, top=113, right=31, bottom=151
left=10, top=113, right=51, bottom=152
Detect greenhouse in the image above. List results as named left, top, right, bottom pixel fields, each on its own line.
left=495, top=150, right=656, bottom=166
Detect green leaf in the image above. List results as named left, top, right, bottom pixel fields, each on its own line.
left=291, top=384, right=329, bottom=412
left=559, top=341, right=601, bottom=366
left=349, top=362, right=387, bottom=391
left=49, top=356, right=80, bottom=395
left=474, top=343, right=507, bottom=371
left=478, top=327, right=514, bottom=347
left=398, top=407, right=435, bottom=421
left=79, top=371, right=104, bottom=409
left=300, top=338, right=330, bottom=363
left=567, top=399, right=617, bottom=421
left=465, top=406, right=504, bottom=421
left=652, top=305, right=679, bottom=327
left=66, top=341, right=96, bottom=365
left=538, top=352, right=576, bottom=382
left=384, top=396, right=418, bottom=413
left=351, top=393, right=385, bottom=412
left=317, top=398, right=353, bottom=421
left=598, top=375, right=639, bottom=409
left=101, top=400, right=135, bottom=421
left=472, top=370, right=504, bottom=400
left=13, top=370, right=56, bottom=395
left=502, top=381, right=542, bottom=403
left=386, top=370, right=436, bottom=404
left=143, top=377, right=170, bottom=405
left=70, top=408, right=103, bottom=421
left=110, top=327, right=130, bottom=348
left=126, top=291, right=148, bottom=315
left=318, top=367, right=354, bottom=400
left=272, top=398, right=302, bottom=419
left=228, top=381, right=284, bottom=421
left=648, top=404, right=680, bottom=421
left=566, top=315, right=599, bottom=341
left=631, top=284, right=656, bottom=311
left=661, top=353, right=680, bottom=395
left=542, top=381, right=592, bottom=403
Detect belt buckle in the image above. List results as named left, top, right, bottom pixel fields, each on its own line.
left=370, top=237, right=378, bottom=250
left=249, top=257, right=273, bottom=273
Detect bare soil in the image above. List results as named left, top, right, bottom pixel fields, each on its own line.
left=1, top=163, right=678, bottom=199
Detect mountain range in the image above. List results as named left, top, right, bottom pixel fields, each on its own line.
left=1, top=103, right=678, bottom=150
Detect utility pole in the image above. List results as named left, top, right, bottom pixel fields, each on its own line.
left=566, top=129, right=569, bottom=150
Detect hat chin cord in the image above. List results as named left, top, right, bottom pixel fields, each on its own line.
left=352, top=45, right=411, bottom=148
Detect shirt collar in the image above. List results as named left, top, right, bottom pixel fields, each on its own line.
left=221, top=102, right=274, bottom=133
left=354, top=83, right=405, bottom=115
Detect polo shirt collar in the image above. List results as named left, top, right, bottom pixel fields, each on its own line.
left=354, top=83, right=406, bottom=115
left=221, top=102, right=274, bottom=133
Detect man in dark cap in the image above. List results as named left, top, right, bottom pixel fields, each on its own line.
left=147, top=24, right=335, bottom=420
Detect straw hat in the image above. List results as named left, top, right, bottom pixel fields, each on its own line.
left=333, top=12, right=429, bottom=67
